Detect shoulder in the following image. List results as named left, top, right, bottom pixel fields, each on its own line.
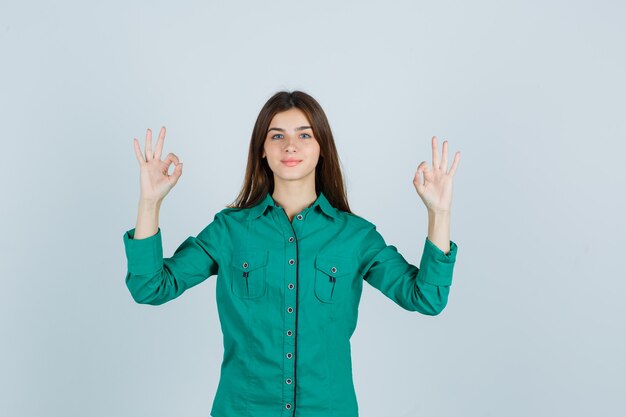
left=214, top=206, right=246, bottom=220
left=334, top=211, right=387, bottom=254
left=197, top=206, right=245, bottom=235
left=203, top=206, right=252, bottom=231
left=340, top=210, right=378, bottom=232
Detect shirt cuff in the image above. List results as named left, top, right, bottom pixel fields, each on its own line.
left=123, top=227, right=164, bottom=275
left=417, top=237, right=458, bottom=286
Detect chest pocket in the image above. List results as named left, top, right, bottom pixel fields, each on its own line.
left=230, top=250, right=268, bottom=299
left=314, top=254, right=355, bottom=303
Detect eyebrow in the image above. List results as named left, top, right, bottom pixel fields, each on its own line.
left=267, top=126, right=312, bottom=133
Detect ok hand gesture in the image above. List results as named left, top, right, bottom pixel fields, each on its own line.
left=133, top=126, right=183, bottom=203
left=413, top=136, right=460, bottom=214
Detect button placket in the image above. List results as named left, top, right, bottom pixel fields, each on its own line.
left=284, top=237, right=297, bottom=408
left=278, top=206, right=299, bottom=414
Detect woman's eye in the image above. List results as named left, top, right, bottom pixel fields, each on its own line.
left=271, top=133, right=311, bottom=139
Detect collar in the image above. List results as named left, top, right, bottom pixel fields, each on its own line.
left=248, top=190, right=338, bottom=221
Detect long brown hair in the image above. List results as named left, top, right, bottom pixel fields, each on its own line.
left=226, top=90, right=353, bottom=214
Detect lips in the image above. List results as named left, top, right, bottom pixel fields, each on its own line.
left=281, top=160, right=302, bottom=167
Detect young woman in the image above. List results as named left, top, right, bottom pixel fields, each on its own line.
left=123, top=90, right=461, bottom=417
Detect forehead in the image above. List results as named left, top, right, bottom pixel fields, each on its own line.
left=269, top=108, right=310, bottom=126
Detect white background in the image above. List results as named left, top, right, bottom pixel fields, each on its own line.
left=1, top=0, right=625, bottom=416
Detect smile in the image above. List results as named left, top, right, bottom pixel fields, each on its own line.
left=281, top=160, right=302, bottom=167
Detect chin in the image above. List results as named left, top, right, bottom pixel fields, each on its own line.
left=275, top=168, right=314, bottom=181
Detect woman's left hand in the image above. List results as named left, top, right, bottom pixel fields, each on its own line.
left=413, top=136, right=461, bottom=214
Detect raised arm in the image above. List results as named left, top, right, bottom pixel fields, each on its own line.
left=123, top=125, right=219, bottom=305
left=131, top=126, right=183, bottom=239
left=414, top=135, right=460, bottom=253
left=359, top=135, right=461, bottom=314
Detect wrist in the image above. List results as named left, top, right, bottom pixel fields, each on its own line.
left=427, top=208, right=450, bottom=216
left=138, top=198, right=162, bottom=211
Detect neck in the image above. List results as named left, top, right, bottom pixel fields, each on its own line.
left=271, top=184, right=317, bottom=220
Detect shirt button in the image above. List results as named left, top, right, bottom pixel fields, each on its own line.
left=331, top=266, right=337, bottom=273
left=285, top=403, right=292, bottom=410
left=289, top=259, right=295, bottom=265
left=288, top=236, right=294, bottom=242
left=286, top=378, right=292, bottom=384
left=288, top=283, right=294, bottom=289
left=287, top=307, right=293, bottom=313
left=243, top=262, right=249, bottom=269
left=286, top=352, right=293, bottom=359
left=296, top=214, right=303, bottom=220
left=286, top=330, right=292, bottom=336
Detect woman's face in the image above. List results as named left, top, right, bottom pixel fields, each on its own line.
left=262, top=107, right=321, bottom=184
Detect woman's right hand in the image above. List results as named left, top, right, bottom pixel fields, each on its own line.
left=133, top=126, right=183, bottom=203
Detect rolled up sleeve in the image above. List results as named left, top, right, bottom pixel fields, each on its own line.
left=358, top=225, right=458, bottom=315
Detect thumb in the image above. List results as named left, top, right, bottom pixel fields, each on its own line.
left=413, top=167, right=426, bottom=195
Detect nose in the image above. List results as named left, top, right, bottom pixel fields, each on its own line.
left=283, top=134, right=299, bottom=151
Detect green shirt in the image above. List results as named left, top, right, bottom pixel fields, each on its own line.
left=123, top=190, right=458, bottom=417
